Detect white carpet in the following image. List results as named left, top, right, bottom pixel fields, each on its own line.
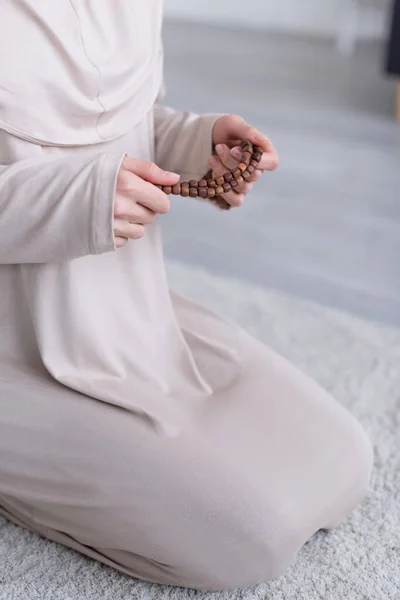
left=1, top=261, right=399, bottom=600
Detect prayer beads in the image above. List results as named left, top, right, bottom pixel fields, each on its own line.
left=156, top=140, right=263, bottom=210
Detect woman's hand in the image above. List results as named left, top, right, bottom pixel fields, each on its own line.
left=114, top=157, right=179, bottom=248
left=211, top=115, right=279, bottom=207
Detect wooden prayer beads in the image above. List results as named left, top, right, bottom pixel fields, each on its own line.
left=156, top=140, right=263, bottom=211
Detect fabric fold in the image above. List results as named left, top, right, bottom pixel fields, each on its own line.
left=0, top=149, right=124, bottom=264
left=0, top=1, right=164, bottom=146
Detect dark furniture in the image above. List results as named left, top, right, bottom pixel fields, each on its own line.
left=386, top=0, right=400, bottom=119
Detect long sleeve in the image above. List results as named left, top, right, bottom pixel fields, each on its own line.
left=0, top=151, right=125, bottom=265
left=153, top=103, right=224, bottom=183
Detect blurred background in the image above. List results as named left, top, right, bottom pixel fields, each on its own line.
left=160, top=0, right=400, bottom=326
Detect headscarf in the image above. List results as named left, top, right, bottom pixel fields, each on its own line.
left=0, top=0, right=164, bottom=146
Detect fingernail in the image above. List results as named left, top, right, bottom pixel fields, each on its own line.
left=167, top=172, right=180, bottom=178
left=209, top=155, right=219, bottom=168
left=231, top=147, right=242, bottom=160
left=215, top=144, right=224, bottom=155
left=255, top=134, right=267, bottom=142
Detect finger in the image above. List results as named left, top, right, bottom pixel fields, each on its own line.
left=240, top=131, right=278, bottom=170
left=248, top=168, right=263, bottom=183
left=116, top=175, right=171, bottom=215
left=115, top=236, right=128, bottom=249
left=235, top=181, right=254, bottom=195
left=122, top=156, right=180, bottom=186
left=222, top=192, right=245, bottom=208
left=209, top=155, right=245, bottom=208
left=136, top=180, right=171, bottom=214
left=238, top=135, right=279, bottom=171
left=215, top=145, right=269, bottom=192
left=223, top=116, right=275, bottom=154
left=258, top=151, right=280, bottom=171
left=127, top=204, right=156, bottom=225
left=216, top=134, right=278, bottom=172
left=114, top=219, right=145, bottom=240
left=214, top=144, right=241, bottom=171
left=230, top=143, right=278, bottom=172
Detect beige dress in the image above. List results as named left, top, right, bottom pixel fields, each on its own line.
left=0, top=0, right=373, bottom=591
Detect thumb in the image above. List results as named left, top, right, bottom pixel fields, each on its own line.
left=123, top=156, right=180, bottom=185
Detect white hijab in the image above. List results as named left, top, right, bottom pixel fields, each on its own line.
left=0, top=0, right=164, bottom=146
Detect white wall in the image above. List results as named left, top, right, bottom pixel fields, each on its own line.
left=163, top=0, right=389, bottom=40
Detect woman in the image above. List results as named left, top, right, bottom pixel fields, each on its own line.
left=0, top=1, right=373, bottom=591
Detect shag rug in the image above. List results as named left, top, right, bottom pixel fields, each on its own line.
left=1, top=261, right=399, bottom=600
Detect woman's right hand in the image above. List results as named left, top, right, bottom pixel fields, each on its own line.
left=114, top=156, right=180, bottom=248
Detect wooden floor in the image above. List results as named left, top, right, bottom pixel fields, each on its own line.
left=160, top=21, right=400, bottom=327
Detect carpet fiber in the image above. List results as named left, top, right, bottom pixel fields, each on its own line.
left=1, top=261, right=399, bottom=600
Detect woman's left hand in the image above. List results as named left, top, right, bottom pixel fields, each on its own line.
left=211, top=114, right=279, bottom=208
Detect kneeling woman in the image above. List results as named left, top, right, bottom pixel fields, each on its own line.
left=0, top=1, right=372, bottom=591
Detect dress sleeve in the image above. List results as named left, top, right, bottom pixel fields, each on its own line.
left=0, top=151, right=125, bottom=264
left=153, top=104, right=220, bottom=183
left=153, top=82, right=225, bottom=184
